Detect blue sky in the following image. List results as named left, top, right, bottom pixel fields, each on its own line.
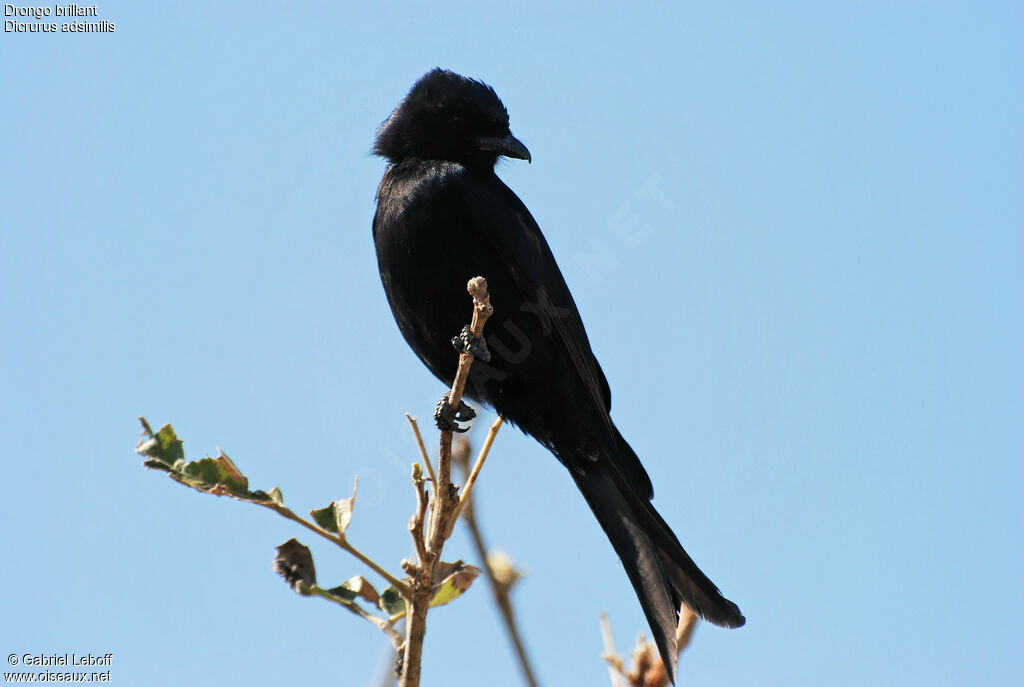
left=1, top=2, right=1021, bottom=685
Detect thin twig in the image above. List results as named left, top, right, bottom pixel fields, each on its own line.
left=675, top=605, right=698, bottom=660
left=427, top=275, right=492, bottom=557
left=405, top=414, right=437, bottom=488
left=447, top=415, right=504, bottom=537
left=602, top=608, right=698, bottom=687
left=445, top=276, right=493, bottom=416
left=599, top=613, right=627, bottom=687
left=265, top=503, right=410, bottom=596
left=307, top=584, right=404, bottom=650
left=427, top=276, right=492, bottom=556
left=462, top=464, right=541, bottom=687
left=409, top=464, right=429, bottom=566
left=400, top=277, right=494, bottom=687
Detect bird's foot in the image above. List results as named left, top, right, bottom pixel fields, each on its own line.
left=434, top=394, right=476, bottom=433
left=451, top=325, right=490, bottom=362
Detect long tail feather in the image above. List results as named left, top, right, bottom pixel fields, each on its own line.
left=573, top=459, right=744, bottom=682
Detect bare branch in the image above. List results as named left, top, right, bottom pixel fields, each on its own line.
left=601, top=607, right=698, bottom=687
left=447, top=416, right=504, bottom=538
left=400, top=277, right=494, bottom=687
left=409, top=464, right=430, bottom=566
left=265, top=502, right=411, bottom=596
left=405, top=413, right=437, bottom=488
left=462, top=453, right=541, bottom=687
left=599, top=613, right=627, bottom=687
left=306, top=584, right=404, bottom=650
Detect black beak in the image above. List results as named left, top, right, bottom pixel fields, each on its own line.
left=475, top=133, right=531, bottom=163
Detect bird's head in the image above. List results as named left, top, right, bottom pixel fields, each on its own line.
left=374, top=69, right=531, bottom=169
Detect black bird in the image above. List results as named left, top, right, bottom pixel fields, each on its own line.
left=372, top=69, right=744, bottom=679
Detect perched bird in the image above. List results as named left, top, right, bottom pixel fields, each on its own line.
left=372, top=68, right=744, bottom=679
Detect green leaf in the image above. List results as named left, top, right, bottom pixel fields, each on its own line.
left=139, top=420, right=277, bottom=504
left=183, top=456, right=227, bottom=484
left=268, top=486, right=284, bottom=505
left=136, top=437, right=160, bottom=458
left=325, top=584, right=358, bottom=602
left=136, top=421, right=184, bottom=467
left=310, top=477, right=359, bottom=535
left=155, top=425, right=185, bottom=463
left=327, top=575, right=380, bottom=605
left=214, top=451, right=249, bottom=491
left=335, top=476, right=359, bottom=535
left=171, top=451, right=248, bottom=498
left=310, top=503, right=339, bottom=533
left=430, top=561, right=481, bottom=608
left=347, top=575, right=379, bottom=604
left=379, top=586, right=407, bottom=615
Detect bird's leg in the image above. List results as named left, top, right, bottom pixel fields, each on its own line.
left=451, top=325, right=491, bottom=362
left=434, top=394, right=476, bottom=433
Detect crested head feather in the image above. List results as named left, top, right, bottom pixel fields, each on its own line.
left=374, top=69, right=514, bottom=167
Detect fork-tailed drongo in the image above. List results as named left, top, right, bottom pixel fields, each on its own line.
left=371, top=69, right=744, bottom=680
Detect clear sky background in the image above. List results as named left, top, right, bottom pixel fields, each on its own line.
left=2, top=2, right=1021, bottom=685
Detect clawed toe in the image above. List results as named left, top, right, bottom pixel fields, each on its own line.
left=434, top=394, right=476, bottom=433
left=451, top=325, right=490, bottom=362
